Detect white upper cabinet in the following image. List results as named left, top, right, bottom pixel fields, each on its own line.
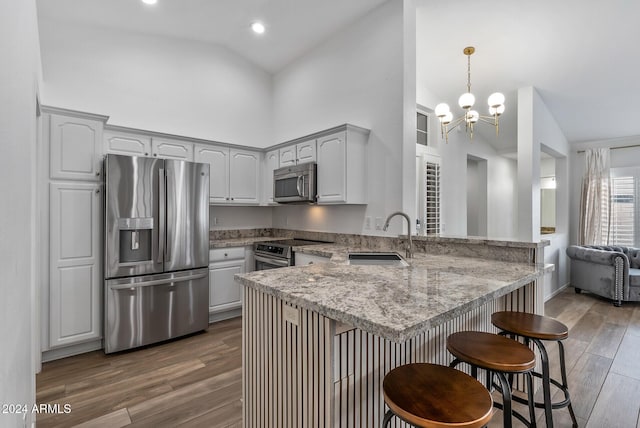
left=50, top=114, right=104, bottom=181
left=296, top=140, right=317, bottom=164
left=229, top=149, right=260, bottom=204
left=195, top=145, right=229, bottom=203
left=316, top=126, right=369, bottom=204
left=103, top=130, right=193, bottom=161
left=152, top=137, right=194, bottom=161
left=279, top=145, right=297, bottom=166
left=194, top=144, right=260, bottom=205
left=263, top=149, right=279, bottom=204
left=103, top=131, right=151, bottom=157
left=279, top=139, right=316, bottom=166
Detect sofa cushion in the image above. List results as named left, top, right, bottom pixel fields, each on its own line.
left=628, top=248, right=640, bottom=269
left=630, top=268, right=640, bottom=287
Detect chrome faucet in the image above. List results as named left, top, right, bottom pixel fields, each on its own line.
left=383, top=211, right=413, bottom=258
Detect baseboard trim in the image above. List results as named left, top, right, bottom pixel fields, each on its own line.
left=42, top=339, right=103, bottom=362
left=209, top=308, right=242, bottom=324
left=545, top=282, right=571, bottom=302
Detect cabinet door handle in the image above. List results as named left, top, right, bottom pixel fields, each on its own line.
left=96, top=171, right=100, bottom=176
left=145, top=152, right=149, bottom=156
left=231, top=197, right=234, bottom=201
left=95, top=189, right=100, bottom=194
left=224, top=253, right=228, bottom=257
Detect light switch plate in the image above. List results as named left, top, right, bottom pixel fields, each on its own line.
left=375, top=217, right=383, bottom=230
left=364, top=216, right=371, bottom=229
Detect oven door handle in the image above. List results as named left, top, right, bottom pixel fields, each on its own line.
left=255, top=255, right=290, bottom=267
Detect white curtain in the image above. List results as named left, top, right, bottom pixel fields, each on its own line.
left=578, top=148, right=611, bottom=245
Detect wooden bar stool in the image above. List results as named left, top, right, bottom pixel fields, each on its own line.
left=447, top=331, right=537, bottom=428
left=492, top=311, right=578, bottom=428
left=382, top=363, right=493, bottom=428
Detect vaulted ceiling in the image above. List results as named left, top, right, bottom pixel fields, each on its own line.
left=37, top=0, right=640, bottom=150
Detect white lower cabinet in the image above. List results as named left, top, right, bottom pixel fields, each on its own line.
left=208, top=246, right=249, bottom=322
left=49, top=181, right=102, bottom=348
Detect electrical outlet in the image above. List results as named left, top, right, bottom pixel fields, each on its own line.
left=364, top=216, right=371, bottom=229
left=375, top=217, right=383, bottom=230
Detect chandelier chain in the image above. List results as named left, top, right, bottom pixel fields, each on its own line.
left=467, top=53, right=471, bottom=94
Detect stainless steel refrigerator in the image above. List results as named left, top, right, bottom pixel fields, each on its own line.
left=104, top=154, right=210, bottom=353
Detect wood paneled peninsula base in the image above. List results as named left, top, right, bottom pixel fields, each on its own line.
left=235, top=243, right=550, bottom=428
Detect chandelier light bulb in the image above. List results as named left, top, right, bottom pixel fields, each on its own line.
left=488, top=92, right=505, bottom=108
left=466, top=110, right=479, bottom=123
left=142, top=0, right=157, bottom=4
left=435, top=103, right=450, bottom=118
left=489, top=104, right=505, bottom=116
left=458, top=92, right=475, bottom=109
left=251, top=21, right=266, bottom=34
left=442, top=112, right=453, bottom=125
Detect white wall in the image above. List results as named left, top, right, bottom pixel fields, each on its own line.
left=518, top=87, right=570, bottom=299
left=271, top=0, right=412, bottom=236
left=432, top=130, right=518, bottom=239
left=210, top=206, right=273, bottom=230
left=0, top=0, right=40, bottom=426
left=38, top=21, right=273, bottom=148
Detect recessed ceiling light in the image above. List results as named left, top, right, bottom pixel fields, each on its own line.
left=251, top=22, right=266, bottom=35
left=142, top=0, right=157, bottom=5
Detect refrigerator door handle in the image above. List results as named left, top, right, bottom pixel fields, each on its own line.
left=158, top=167, right=165, bottom=263
left=108, top=272, right=207, bottom=290
left=165, top=168, right=172, bottom=263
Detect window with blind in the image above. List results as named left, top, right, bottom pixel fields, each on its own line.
left=608, top=176, right=636, bottom=245
left=424, top=161, right=440, bottom=235
left=605, top=169, right=639, bottom=246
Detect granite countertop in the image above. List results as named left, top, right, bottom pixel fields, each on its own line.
left=210, top=236, right=288, bottom=248
left=235, top=245, right=551, bottom=343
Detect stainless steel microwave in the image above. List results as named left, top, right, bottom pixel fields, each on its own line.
left=273, top=162, right=317, bottom=203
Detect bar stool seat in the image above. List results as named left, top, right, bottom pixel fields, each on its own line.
left=382, top=363, right=493, bottom=428
left=492, top=311, right=578, bottom=428
left=447, top=331, right=537, bottom=428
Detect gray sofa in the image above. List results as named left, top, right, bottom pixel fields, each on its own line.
left=566, top=245, right=640, bottom=306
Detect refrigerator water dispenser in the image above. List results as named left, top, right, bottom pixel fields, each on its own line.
left=118, top=217, right=153, bottom=263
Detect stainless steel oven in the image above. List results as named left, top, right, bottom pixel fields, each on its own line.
left=254, top=239, right=328, bottom=270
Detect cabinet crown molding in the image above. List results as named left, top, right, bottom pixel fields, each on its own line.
left=41, top=105, right=110, bottom=122
left=267, top=123, right=370, bottom=152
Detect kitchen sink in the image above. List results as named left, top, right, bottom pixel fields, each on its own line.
left=347, top=252, right=409, bottom=267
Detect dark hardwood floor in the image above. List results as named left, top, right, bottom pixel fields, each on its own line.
left=36, top=288, right=640, bottom=427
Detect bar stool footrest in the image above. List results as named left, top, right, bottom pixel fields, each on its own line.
left=527, top=370, right=573, bottom=410
left=492, top=401, right=535, bottom=428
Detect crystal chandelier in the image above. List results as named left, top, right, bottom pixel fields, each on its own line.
left=435, top=47, right=505, bottom=142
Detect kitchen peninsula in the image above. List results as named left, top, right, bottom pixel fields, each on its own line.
left=235, top=237, right=550, bottom=428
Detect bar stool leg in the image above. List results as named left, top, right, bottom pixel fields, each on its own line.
left=532, top=338, right=554, bottom=428
left=558, top=341, right=579, bottom=428
left=382, top=409, right=394, bottom=428
left=494, top=371, right=513, bottom=428
left=525, top=372, right=537, bottom=428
